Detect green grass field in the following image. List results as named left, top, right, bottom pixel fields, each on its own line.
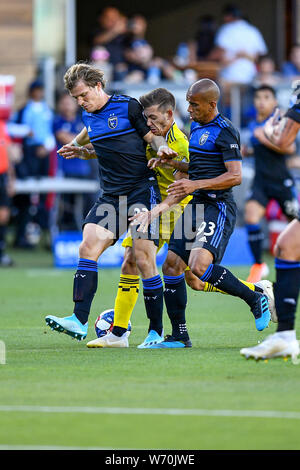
left=1, top=248, right=300, bottom=450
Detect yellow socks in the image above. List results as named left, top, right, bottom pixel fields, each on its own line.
left=204, top=279, right=255, bottom=295
left=113, top=275, right=140, bottom=329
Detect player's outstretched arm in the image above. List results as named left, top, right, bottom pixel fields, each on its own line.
left=255, top=125, right=296, bottom=155
left=148, top=157, right=189, bottom=173
left=72, top=126, right=90, bottom=146
left=167, top=161, right=242, bottom=198
left=129, top=193, right=185, bottom=233
left=58, top=126, right=97, bottom=160
left=58, top=145, right=97, bottom=160
left=143, top=131, right=178, bottom=159
left=264, top=112, right=300, bottom=149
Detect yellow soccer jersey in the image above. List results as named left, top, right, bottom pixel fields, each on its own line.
left=146, top=122, right=191, bottom=206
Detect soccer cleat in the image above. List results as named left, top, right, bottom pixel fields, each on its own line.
left=87, top=332, right=129, bottom=348
left=255, top=280, right=278, bottom=323
left=137, top=330, right=164, bottom=349
left=45, top=314, right=88, bottom=341
left=240, top=332, right=300, bottom=361
left=247, top=263, right=269, bottom=283
left=147, top=334, right=192, bottom=349
left=251, top=294, right=271, bottom=331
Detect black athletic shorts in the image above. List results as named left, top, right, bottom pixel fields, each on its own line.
left=247, top=176, right=300, bottom=220
left=168, top=196, right=237, bottom=265
left=83, top=180, right=161, bottom=246
left=0, top=173, right=9, bottom=207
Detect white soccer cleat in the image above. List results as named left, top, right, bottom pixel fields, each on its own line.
left=255, top=280, right=278, bottom=323
left=240, top=331, right=300, bottom=361
left=86, top=332, right=129, bottom=348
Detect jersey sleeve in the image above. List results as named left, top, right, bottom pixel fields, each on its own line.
left=128, top=98, right=151, bottom=138
left=285, top=103, right=300, bottom=124
left=215, top=127, right=242, bottom=162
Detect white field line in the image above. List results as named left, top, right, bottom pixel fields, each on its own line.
left=0, top=405, right=300, bottom=420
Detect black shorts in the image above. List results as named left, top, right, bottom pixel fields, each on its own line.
left=168, top=197, right=237, bottom=265
left=83, top=180, right=161, bottom=246
left=0, top=173, right=9, bottom=207
left=247, top=177, right=300, bottom=219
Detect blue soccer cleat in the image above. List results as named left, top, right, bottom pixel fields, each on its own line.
left=137, top=330, right=164, bottom=349
left=251, top=294, right=271, bottom=331
left=45, top=314, right=88, bottom=341
left=147, top=335, right=192, bottom=349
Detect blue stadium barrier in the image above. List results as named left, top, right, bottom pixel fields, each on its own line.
left=53, top=227, right=253, bottom=269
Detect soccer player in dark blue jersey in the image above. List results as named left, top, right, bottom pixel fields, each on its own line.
left=45, top=63, right=177, bottom=346
left=132, top=79, right=271, bottom=348
left=244, top=85, right=298, bottom=283
left=241, top=88, right=300, bottom=360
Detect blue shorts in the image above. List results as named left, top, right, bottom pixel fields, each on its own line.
left=83, top=181, right=161, bottom=246
left=168, top=197, right=237, bottom=265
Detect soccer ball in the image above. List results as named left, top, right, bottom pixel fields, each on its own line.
left=94, top=309, right=132, bottom=338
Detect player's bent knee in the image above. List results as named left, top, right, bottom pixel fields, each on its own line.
left=189, top=260, right=209, bottom=279
left=162, top=261, right=181, bottom=277
left=274, top=237, right=293, bottom=260
left=135, top=254, right=156, bottom=278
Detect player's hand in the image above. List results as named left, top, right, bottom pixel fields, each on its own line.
left=167, top=179, right=197, bottom=197
left=157, top=145, right=178, bottom=159
left=148, top=158, right=173, bottom=170
left=264, top=108, right=283, bottom=139
left=58, top=144, right=91, bottom=160
left=129, top=210, right=152, bottom=233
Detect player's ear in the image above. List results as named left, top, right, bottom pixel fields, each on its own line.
left=167, top=109, right=173, bottom=119
left=96, top=82, right=103, bottom=93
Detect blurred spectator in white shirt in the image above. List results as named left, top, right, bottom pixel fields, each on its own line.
left=212, top=4, right=268, bottom=85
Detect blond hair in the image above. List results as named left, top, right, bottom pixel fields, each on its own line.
left=64, top=63, right=106, bottom=91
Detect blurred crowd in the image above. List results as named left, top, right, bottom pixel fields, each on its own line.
left=89, top=4, right=300, bottom=87
left=0, top=3, right=300, bottom=266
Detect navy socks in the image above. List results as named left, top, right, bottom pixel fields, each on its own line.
left=73, top=258, right=98, bottom=325
left=142, top=275, right=164, bottom=336
left=163, top=274, right=189, bottom=341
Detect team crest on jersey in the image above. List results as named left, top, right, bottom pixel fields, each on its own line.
left=108, top=114, right=118, bottom=129
left=199, top=132, right=209, bottom=145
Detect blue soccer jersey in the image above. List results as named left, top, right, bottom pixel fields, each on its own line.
left=81, top=94, right=155, bottom=195
left=188, top=113, right=242, bottom=200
